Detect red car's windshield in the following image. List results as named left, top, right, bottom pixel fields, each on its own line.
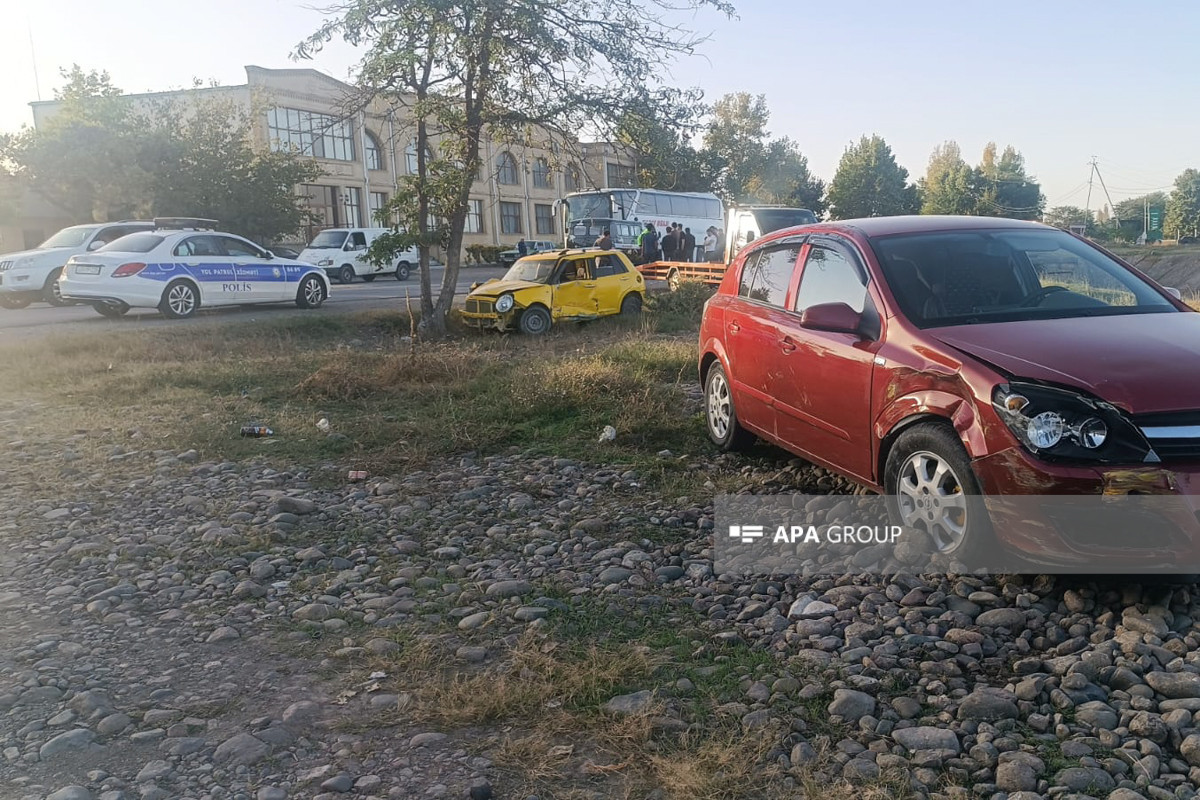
left=871, top=229, right=1178, bottom=328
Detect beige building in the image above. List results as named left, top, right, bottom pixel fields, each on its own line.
left=6, top=66, right=638, bottom=256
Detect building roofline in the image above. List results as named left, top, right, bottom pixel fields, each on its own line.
left=28, top=65, right=357, bottom=110
left=244, top=65, right=356, bottom=93
left=30, top=82, right=248, bottom=109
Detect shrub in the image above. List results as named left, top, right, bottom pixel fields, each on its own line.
left=647, top=280, right=716, bottom=317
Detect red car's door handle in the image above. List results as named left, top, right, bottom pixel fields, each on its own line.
left=728, top=321, right=741, bottom=333
left=780, top=337, right=797, bottom=353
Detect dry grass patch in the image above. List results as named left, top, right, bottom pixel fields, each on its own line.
left=369, top=632, right=663, bottom=727
left=647, top=726, right=787, bottom=800
left=0, top=312, right=704, bottom=482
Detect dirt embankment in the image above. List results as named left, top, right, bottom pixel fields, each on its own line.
left=1113, top=246, right=1200, bottom=296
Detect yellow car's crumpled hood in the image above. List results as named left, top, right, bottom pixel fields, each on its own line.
left=467, top=279, right=546, bottom=299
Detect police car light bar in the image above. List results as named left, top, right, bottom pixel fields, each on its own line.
left=153, top=217, right=219, bottom=231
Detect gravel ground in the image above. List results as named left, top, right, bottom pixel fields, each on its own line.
left=3, top=391, right=1200, bottom=800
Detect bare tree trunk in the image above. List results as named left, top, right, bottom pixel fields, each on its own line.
left=428, top=8, right=494, bottom=339
left=415, top=115, right=437, bottom=336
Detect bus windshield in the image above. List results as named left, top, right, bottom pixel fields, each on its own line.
left=566, top=193, right=612, bottom=220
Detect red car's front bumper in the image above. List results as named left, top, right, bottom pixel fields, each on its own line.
left=973, top=446, right=1200, bottom=570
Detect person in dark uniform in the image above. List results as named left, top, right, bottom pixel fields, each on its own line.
left=681, top=227, right=696, bottom=262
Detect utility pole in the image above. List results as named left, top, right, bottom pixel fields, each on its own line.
left=1084, top=157, right=1121, bottom=229
left=28, top=24, right=42, bottom=103
left=1093, top=159, right=1120, bottom=226
left=1084, top=158, right=1096, bottom=230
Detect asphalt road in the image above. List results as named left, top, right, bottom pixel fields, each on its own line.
left=0, top=265, right=509, bottom=341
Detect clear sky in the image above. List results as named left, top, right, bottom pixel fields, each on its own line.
left=4, top=0, right=1197, bottom=212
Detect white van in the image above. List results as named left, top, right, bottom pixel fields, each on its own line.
left=299, top=228, right=421, bottom=284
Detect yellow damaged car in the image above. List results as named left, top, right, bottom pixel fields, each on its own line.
left=462, top=249, right=645, bottom=334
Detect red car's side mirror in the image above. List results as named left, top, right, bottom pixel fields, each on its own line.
left=799, top=302, right=863, bottom=335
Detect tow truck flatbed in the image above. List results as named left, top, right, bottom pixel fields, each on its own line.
left=636, top=260, right=727, bottom=289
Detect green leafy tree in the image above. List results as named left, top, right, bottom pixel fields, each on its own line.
left=1114, top=191, right=1168, bottom=223
left=1, top=66, right=322, bottom=241
left=299, top=0, right=733, bottom=338
left=143, top=95, right=324, bottom=243
left=826, top=135, right=918, bottom=219
left=1042, top=205, right=1093, bottom=230
left=973, top=143, right=1044, bottom=220
left=701, top=92, right=770, bottom=201
left=55, top=65, right=123, bottom=101
left=1165, top=169, right=1200, bottom=240
left=696, top=92, right=823, bottom=212
left=1107, top=191, right=1168, bottom=241
left=0, top=161, right=21, bottom=227
left=1, top=66, right=150, bottom=222
left=920, top=141, right=977, bottom=215
left=614, top=88, right=710, bottom=192
left=744, top=138, right=825, bottom=214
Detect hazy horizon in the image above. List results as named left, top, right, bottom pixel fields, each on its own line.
left=4, top=0, right=1197, bottom=212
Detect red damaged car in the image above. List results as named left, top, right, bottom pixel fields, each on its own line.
left=699, top=215, right=1199, bottom=564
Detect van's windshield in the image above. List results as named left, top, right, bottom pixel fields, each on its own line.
left=308, top=230, right=349, bottom=249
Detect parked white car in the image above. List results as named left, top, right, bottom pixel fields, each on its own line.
left=299, top=227, right=420, bottom=284
left=58, top=221, right=331, bottom=319
left=0, top=221, right=154, bottom=309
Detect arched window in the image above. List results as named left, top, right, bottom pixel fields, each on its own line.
left=565, top=164, right=581, bottom=191
left=365, top=132, right=383, bottom=171
left=532, top=157, right=551, bottom=188
left=497, top=151, right=519, bottom=185
left=405, top=141, right=437, bottom=175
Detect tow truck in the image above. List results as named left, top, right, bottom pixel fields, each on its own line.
left=637, top=205, right=817, bottom=290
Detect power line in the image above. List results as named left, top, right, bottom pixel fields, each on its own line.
left=1103, top=184, right=1174, bottom=193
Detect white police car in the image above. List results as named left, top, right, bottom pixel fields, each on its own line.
left=57, top=218, right=331, bottom=319
left=0, top=220, right=154, bottom=309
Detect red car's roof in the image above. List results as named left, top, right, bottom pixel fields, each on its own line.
left=781, top=215, right=1052, bottom=239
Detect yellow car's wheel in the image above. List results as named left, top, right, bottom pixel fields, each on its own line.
left=518, top=305, right=551, bottom=335
left=620, top=294, right=642, bottom=316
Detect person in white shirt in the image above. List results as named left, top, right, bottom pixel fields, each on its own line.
left=703, top=227, right=719, bottom=262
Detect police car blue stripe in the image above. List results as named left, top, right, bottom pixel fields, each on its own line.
left=137, top=263, right=308, bottom=282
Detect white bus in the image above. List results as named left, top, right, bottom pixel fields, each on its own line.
left=562, top=189, right=724, bottom=255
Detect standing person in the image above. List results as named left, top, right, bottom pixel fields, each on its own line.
left=662, top=224, right=678, bottom=261
left=682, top=227, right=696, bottom=262
left=703, top=226, right=718, bottom=262
left=641, top=223, right=660, bottom=264
left=712, top=227, right=726, bottom=261
left=594, top=229, right=612, bottom=250
left=517, top=238, right=528, bottom=257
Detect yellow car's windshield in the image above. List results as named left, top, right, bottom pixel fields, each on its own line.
left=503, top=258, right=555, bottom=283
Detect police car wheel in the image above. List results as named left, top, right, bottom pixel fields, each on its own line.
left=0, top=293, right=33, bottom=310
left=296, top=275, right=326, bottom=309
left=159, top=280, right=199, bottom=319
left=338, top=265, right=355, bottom=284
left=395, top=262, right=411, bottom=281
